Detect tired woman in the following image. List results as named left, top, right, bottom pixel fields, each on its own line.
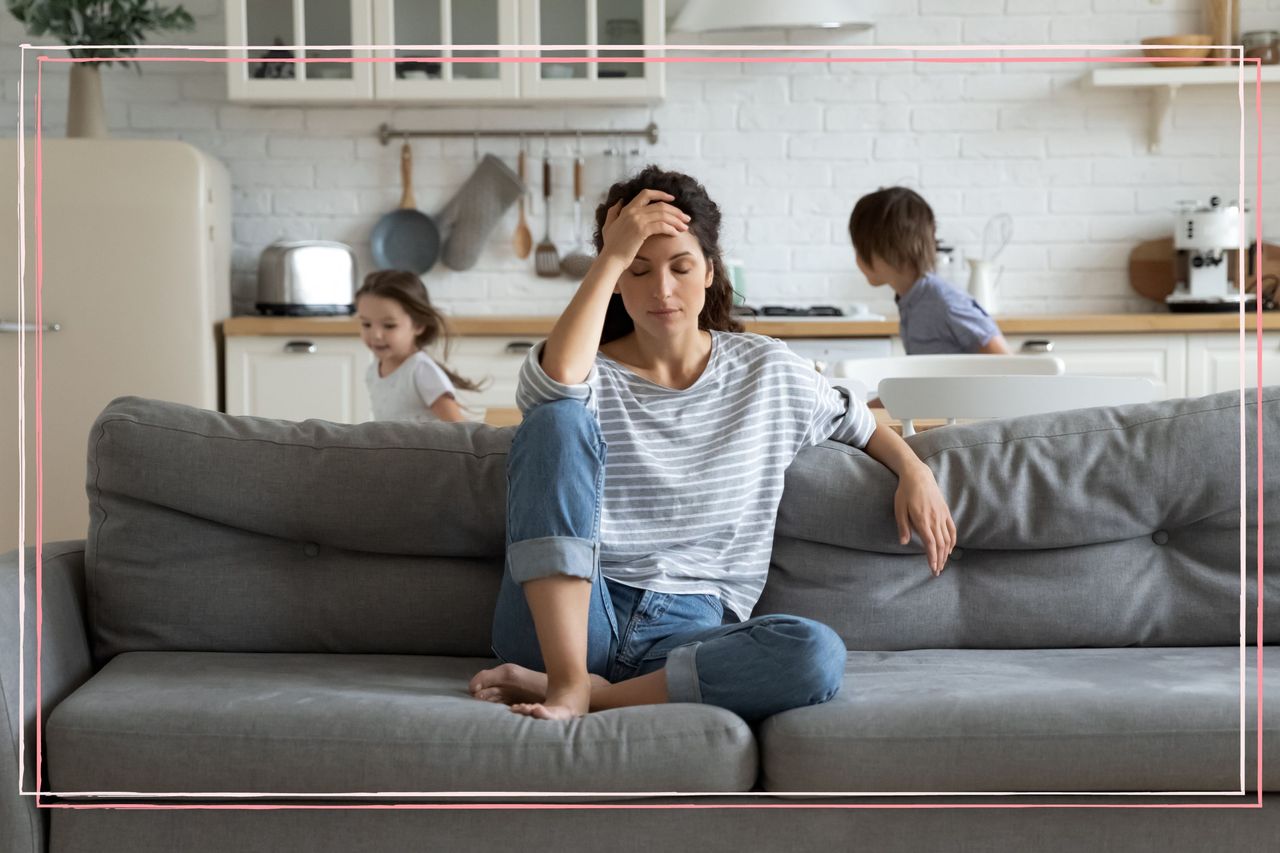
left=469, top=167, right=955, bottom=722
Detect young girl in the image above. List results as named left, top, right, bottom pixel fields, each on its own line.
left=469, top=167, right=956, bottom=723
left=355, top=270, right=484, bottom=423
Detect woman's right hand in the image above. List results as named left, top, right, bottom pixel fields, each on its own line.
left=599, top=189, right=691, bottom=268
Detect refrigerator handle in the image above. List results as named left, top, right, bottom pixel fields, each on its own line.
left=0, top=320, right=61, bottom=333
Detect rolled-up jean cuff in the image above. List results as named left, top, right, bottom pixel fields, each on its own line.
left=507, top=536, right=598, bottom=584
left=664, top=642, right=703, bottom=704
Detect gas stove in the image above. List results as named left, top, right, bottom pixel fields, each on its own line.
left=733, top=304, right=885, bottom=321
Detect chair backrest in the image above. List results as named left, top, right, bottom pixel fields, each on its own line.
left=878, top=374, right=1161, bottom=435
left=828, top=355, right=1064, bottom=402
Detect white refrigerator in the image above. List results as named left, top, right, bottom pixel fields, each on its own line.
left=1, top=140, right=231, bottom=551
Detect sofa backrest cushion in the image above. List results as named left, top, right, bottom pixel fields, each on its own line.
left=85, top=388, right=1276, bottom=660
left=86, top=398, right=510, bottom=661
left=758, top=386, right=1277, bottom=649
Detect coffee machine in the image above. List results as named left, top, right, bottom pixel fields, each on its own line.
left=1166, top=196, right=1256, bottom=312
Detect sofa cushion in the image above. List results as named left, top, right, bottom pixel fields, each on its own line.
left=760, top=647, right=1278, bottom=792
left=761, top=387, right=1279, bottom=648
left=85, top=389, right=1277, bottom=659
left=46, top=652, right=757, bottom=794
left=86, top=397, right=514, bottom=660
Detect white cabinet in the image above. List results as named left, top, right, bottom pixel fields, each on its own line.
left=224, top=334, right=535, bottom=423
left=371, top=0, right=521, bottom=101
left=226, top=0, right=375, bottom=102
left=518, top=0, right=665, bottom=102
left=226, top=336, right=373, bottom=423
left=227, top=0, right=664, bottom=103
left=1186, top=332, right=1280, bottom=396
left=1004, top=333, right=1186, bottom=398
left=430, top=336, right=536, bottom=412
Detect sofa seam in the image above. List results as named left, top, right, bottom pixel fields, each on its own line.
left=912, top=398, right=1279, bottom=463
left=812, top=396, right=1279, bottom=464
left=49, top=724, right=755, bottom=749
left=94, top=415, right=511, bottom=460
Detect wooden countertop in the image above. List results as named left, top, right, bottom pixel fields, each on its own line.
left=223, top=312, right=1280, bottom=338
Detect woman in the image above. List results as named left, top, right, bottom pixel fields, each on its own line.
left=469, top=167, right=955, bottom=723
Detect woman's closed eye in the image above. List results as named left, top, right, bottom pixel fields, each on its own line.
left=628, top=266, right=692, bottom=276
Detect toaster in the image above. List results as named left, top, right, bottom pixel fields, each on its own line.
left=256, top=240, right=358, bottom=316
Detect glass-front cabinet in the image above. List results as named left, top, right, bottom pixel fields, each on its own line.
left=226, top=0, right=663, bottom=102
left=226, top=0, right=375, bottom=101
left=520, top=0, right=664, bottom=101
left=371, top=0, right=520, bottom=100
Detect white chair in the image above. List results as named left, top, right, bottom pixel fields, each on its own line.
left=877, top=375, right=1161, bottom=436
left=828, top=355, right=1065, bottom=403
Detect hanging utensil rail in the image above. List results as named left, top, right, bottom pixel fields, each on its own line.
left=377, top=122, right=659, bottom=146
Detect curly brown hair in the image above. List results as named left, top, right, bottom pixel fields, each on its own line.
left=848, top=186, right=937, bottom=280
left=354, top=270, right=487, bottom=393
left=592, top=165, right=744, bottom=345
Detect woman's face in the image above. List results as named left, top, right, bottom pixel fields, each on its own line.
left=614, top=228, right=714, bottom=339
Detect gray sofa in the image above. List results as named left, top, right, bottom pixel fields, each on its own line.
left=3, top=389, right=1278, bottom=853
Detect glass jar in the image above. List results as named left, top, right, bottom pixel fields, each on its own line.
left=1242, top=30, right=1279, bottom=64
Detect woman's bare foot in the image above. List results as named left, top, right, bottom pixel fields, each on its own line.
left=469, top=662, right=547, bottom=705
left=510, top=677, right=592, bottom=721
left=469, top=663, right=608, bottom=711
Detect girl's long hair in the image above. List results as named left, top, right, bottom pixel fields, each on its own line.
left=592, top=166, right=744, bottom=345
left=354, top=270, right=487, bottom=393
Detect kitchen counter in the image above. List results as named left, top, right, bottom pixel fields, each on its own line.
left=223, top=313, right=1280, bottom=338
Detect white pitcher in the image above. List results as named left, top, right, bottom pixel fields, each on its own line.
left=966, top=258, right=1002, bottom=315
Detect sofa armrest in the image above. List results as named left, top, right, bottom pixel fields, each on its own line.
left=1, top=541, right=94, bottom=853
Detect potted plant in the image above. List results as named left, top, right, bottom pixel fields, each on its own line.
left=6, top=0, right=195, bottom=137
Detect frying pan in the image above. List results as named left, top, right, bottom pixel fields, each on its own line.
left=371, top=142, right=440, bottom=273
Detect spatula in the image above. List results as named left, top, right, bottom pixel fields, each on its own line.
left=561, top=150, right=594, bottom=279
left=535, top=144, right=561, bottom=277
left=512, top=144, right=532, bottom=260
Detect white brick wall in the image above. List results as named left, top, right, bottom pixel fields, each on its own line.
left=2, top=0, right=1277, bottom=317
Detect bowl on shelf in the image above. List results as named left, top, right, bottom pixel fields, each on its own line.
left=1140, top=35, right=1215, bottom=67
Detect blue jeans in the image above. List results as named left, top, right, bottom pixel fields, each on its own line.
left=490, top=399, right=847, bottom=724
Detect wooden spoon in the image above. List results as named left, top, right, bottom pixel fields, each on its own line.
left=513, top=147, right=532, bottom=260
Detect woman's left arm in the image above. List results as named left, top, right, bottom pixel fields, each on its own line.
left=860, top=424, right=956, bottom=577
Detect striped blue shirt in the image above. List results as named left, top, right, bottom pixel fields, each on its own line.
left=516, top=330, right=877, bottom=621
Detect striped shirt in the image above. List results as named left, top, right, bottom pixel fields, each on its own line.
left=515, top=330, right=877, bottom=621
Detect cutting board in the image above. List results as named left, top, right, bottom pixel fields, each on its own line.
left=1127, top=238, right=1177, bottom=302
left=1128, top=239, right=1280, bottom=303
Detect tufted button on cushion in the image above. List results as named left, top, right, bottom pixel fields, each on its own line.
left=1152, top=530, right=1170, bottom=546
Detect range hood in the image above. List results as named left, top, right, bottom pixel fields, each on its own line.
left=669, top=0, right=873, bottom=34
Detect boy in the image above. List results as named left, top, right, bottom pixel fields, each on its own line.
left=848, top=187, right=1010, bottom=355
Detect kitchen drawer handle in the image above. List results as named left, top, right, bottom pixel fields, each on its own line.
left=1020, top=339, right=1054, bottom=354
left=0, top=320, right=61, bottom=333
left=504, top=341, right=535, bottom=354
left=284, top=341, right=317, bottom=354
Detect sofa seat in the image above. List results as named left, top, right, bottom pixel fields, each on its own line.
left=761, top=647, right=1277, bottom=793
left=46, top=652, right=757, bottom=795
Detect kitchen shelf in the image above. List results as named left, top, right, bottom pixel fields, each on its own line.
left=1089, top=64, right=1280, bottom=153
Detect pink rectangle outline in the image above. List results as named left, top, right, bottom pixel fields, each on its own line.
left=17, top=45, right=1266, bottom=812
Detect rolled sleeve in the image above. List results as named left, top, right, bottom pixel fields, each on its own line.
left=515, top=339, right=599, bottom=415
left=807, top=377, right=877, bottom=450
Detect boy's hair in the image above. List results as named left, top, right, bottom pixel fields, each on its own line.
left=848, top=187, right=936, bottom=279
left=355, top=270, right=487, bottom=393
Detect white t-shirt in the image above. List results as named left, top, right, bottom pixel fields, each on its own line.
left=516, top=331, right=877, bottom=621
left=366, top=351, right=456, bottom=422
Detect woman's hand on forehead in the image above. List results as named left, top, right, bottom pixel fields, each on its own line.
left=600, top=189, right=692, bottom=267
